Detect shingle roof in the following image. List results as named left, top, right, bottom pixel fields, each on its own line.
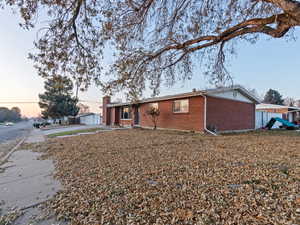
left=107, top=85, right=261, bottom=107
left=256, top=103, right=300, bottom=110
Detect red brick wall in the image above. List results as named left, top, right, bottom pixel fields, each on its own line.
left=120, top=119, right=133, bottom=127
left=110, top=108, right=115, bottom=126
left=139, top=96, right=204, bottom=131
left=102, top=96, right=111, bottom=125
left=110, top=107, right=121, bottom=126
left=206, top=96, right=255, bottom=131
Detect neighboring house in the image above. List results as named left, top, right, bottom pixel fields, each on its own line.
left=255, top=111, right=283, bottom=129
left=256, top=104, right=300, bottom=123
left=102, top=85, right=260, bottom=132
left=77, top=113, right=101, bottom=125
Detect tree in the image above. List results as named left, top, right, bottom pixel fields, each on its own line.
left=146, top=106, right=160, bottom=130
left=3, top=0, right=300, bottom=97
left=284, top=97, right=296, bottom=106
left=78, top=103, right=90, bottom=114
left=0, top=107, right=10, bottom=122
left=263, top=89, right=284, bottom=105
left=39, top=75, right=79, bottom=120
left=244, top=87, right=262, bottom=101
left=10, top=107, right=22, bottom=121
left=0, top=107, right=22, bottom=122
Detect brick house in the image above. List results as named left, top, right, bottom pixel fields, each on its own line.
left=256, top=103, right=300, bottom=123
left=102, top=85, right=260, bottom=132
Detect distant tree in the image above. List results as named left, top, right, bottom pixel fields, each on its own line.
left=146, top=106, right=160, bottom=130
left=284, top=97, right=296, bottom=107
left=10, top=107, right=22, bottom=121
left=244, top=87, right=262, bottom=101
left=263, top=89, right=284, bottom=105
left=0, top=107, right=22, bottom=122
left=78, top=103, right=90, bottom=114
left=39, top=76, right=79, bottom=120
left=0, top=107, right=9, bottom=122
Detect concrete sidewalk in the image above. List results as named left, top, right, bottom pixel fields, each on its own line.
left=25, top=129, right=45, bottom=144
left=0, top=127, right=67, bottom=224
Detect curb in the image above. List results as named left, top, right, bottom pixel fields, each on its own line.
left=20, top=199, right=48, bottom=211
left=0, top=137, right=26, bottom=164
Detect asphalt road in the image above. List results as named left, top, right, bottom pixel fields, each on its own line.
left=0, top=121, right=33, bottom=143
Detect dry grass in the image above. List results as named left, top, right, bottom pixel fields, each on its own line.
left=47, top=128, right=105, bottom=138
left=41, top=129, right=299, bottom=225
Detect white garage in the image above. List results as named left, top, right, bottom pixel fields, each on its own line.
left=78, top=113, right=101, bottom=125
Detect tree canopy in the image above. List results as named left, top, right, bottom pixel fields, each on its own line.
left=284, top=97, right=296, bottom=106
left=3, top=0, right=300, bottom=97
left=39, top=75, right=79, bottom=119
left=78, top=103, right=90, bottom=115
left=263, top=89, right=285, bottom=105
left=0, top=107, right=22, bottom=122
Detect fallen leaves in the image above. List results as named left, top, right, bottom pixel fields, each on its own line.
left=0, top=209, right=24, bottom=225
left=39, top=129, right=299, bottom=225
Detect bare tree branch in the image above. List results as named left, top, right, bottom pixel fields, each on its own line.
left=4, top=0, right=300, bottom=97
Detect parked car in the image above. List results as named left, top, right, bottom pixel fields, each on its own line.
left=33, top=121, right=51, bottom=128
left=5, top=122, right=14, bottom=126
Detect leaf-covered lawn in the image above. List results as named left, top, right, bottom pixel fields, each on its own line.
left=42, top=129, right=300, bottom=225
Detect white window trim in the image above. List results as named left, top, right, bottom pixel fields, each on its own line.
left=121, top=106, right=132, bottom=119
left=173, top=99, right=189, bottom=113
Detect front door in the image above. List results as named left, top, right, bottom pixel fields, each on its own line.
left=134, top=106, right=139, bottom=125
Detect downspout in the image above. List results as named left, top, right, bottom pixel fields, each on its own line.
left=201, top=93, right=218, bottom=136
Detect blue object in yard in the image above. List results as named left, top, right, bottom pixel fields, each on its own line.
left=274, top=117, right=296, bottom=127
left=265, top=117, right=297, bottom=130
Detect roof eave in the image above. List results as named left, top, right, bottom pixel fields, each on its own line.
left=107, top=86, right=261, bottom=107
left=204, top=85, right=261, bottom=104
left=107, top=91, right=206, bottom=107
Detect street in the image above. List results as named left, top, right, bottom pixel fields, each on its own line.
left=0, top=121, right=33, bottom=144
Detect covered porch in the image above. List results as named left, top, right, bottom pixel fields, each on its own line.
left=107, top=104, right=140, bottom=127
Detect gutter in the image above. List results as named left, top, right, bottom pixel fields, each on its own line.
left=201, top=94, right=218, bottom=136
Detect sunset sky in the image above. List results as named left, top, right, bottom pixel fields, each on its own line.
left=0, top=7, right=299, bottom=117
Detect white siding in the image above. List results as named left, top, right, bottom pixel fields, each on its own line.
left=255, top=111, right=282, bottom=129
left=208, top=90, right=253, bottom=103
left=80, top=114, right=101, bottom=125
left=288, top=113, right=294, bottom=122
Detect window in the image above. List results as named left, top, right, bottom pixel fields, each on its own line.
left=173, top=99, right=189, bottom=113
left=149, top=102, right=159, bottom=110
left=121, top=107, right=131, bottom=119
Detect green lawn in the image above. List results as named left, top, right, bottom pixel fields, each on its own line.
left=47, top=128, right=105, bottom=138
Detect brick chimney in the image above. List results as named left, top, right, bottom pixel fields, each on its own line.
left=102, top=96, right=111, bottom=125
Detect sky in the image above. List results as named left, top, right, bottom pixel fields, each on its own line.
left=0, top=7, right=299, bottom=117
